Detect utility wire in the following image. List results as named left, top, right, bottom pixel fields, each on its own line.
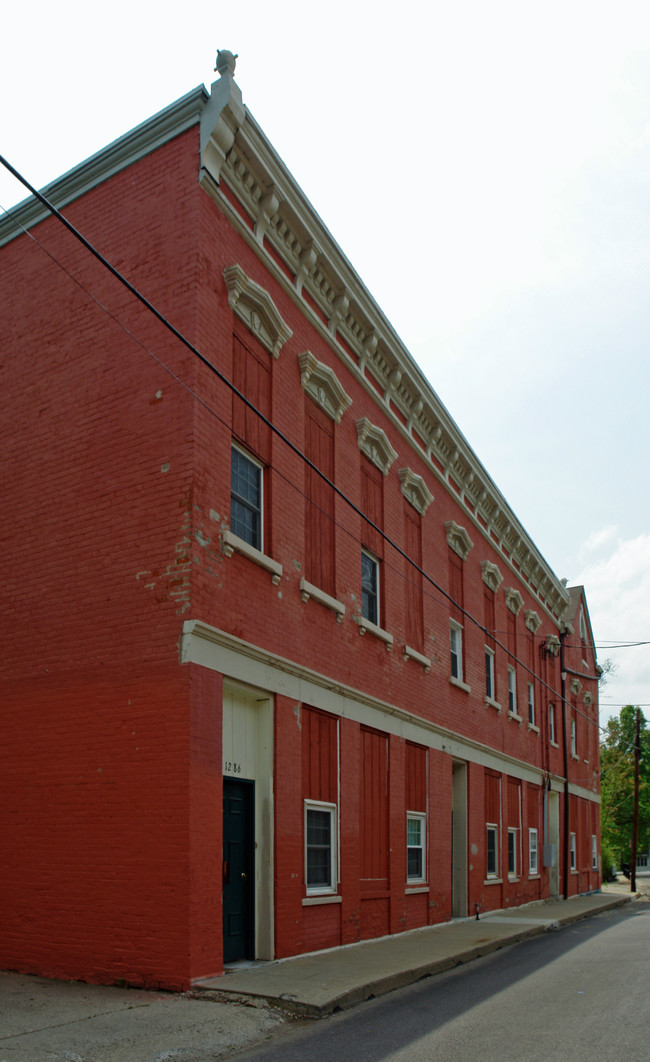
left=0, top=157, right=607, bottom=733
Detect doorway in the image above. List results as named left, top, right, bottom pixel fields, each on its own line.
left=223, top=778, right=255, bottom=963
left=452, top=760, right=468, bottom=918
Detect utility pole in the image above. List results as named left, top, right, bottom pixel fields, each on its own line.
left=631, top=707, right=641, bottom=893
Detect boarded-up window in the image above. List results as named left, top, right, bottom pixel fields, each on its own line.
left=360, top=727, right=388, bottom=889
left=232, top=331, right=271, bottom=462
left=507, top=779, right=521, bottom=826
left=449, top=549, right=464, bottom=622
left=405, top=504, right=424, bottom=651
left=485, top=771, right=501, bottom=823
left=302, top=707, right=338, bottom=803
left=406, top=742, right=427, bottom=812
left=361, top=458, right=383, bottom=557
left=304, top=404, right=335, bottom=596
left=507, top=610, right=517, bottom=660
left=483, top=586, right=496, bottom=646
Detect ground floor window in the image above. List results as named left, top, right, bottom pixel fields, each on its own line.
left=508, top=828, right=518, bottom=876
left=592, top=835, right=598, bottom=870
left=486, top=824, right=499, bottom=878
left=305, top=801, right=337, bottom=894
left=407, top=812, right=427, bottom=882
left=529, top=828, right=538, bottom=874
left=570, top=832, right=577, bottom=871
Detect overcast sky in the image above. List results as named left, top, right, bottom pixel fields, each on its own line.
left=2, top=0, right=649, bottom=727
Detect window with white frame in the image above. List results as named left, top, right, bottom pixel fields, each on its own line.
left=527, top=682, right=535, bottom=726
left=570, top=832, right=576, bottom=871
left=485, top=648, right=495, bottom=700
left=305, top=801, right=337, bottom=894
left=549, top=703, right=556, bottom=744
left=486, top=824, right=499, bottom=878
left=571, top=718, right=577, bottom=756
left=231, top=444, right=263, bottom=550
left=592, top=835, right=598, bottom=871
left=450, top=622, right=463, bottom=682
left=508, top=668, right=517, bottom=714
left=361, top=550, right=380, bottom=625
left=406, top=812, right=427, bottom=883
left=508, top=828, right=518, bottom=877
left=529, top=828, right=538, bottom=874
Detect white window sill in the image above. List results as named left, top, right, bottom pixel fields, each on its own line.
left=403, top=645, right=431, bottom=672
left=485, top=696, right=502, bottom=714
left=222, top=529, right=283, bottom=584
left=508, top=875, right=520, bottom=883
left=405, top=885, right=429, bottom=894
left=528, top=723, right=540, bottom=734
left=299, top=578, right=345, bottom=622
left=571, top=752, right=579, bottom=761
left=449, top=675, right=471, bottom=694
left=355, top=615, right=393, bottom=649
left=302, top=894, right=342, bottom=906
left=484, top=877, right=502, bottom=885
left=508, top=711, right=523, bottom=725
left=550, top=739, right=559, bottom=748
left=528, top=873, right=541, bottom=880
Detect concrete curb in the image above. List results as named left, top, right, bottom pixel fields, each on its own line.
left=194, top=893, right=634, bottom=1018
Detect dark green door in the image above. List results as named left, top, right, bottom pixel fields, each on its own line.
left=223, top=778, right=254, bottom=963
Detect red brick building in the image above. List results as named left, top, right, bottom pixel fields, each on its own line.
left=0, top=52, right=601, bottom=990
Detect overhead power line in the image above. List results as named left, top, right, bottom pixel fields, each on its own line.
left=0, top=155, right=607, bottom=732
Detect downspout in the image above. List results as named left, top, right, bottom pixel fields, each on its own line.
left=560, top=628, right=570, bottom=900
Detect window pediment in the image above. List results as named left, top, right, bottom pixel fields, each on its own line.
left=299, top=351, right=352, bottom=422
left=224, top=264, right=292, bottom=358
left=445, top=521, right=473, bottom=561
left=356, top=417, right=398, bottom=474
left=545, top=634, right=561, bottom=657
left=398, top=467, right=433, bottom=515
left=505, top=588, right=524, bottom=615
left=481, top=560, right=503, bottom=592
left=525, top=609, right=542, bottom=634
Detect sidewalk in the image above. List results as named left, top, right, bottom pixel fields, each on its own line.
left=194, top=887, right=637, bottom=1018
left=0, top=887, right=640, bottom=1061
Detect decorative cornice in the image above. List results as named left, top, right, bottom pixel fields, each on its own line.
left=398, top=468, right=433, bottom=516
left=1, top=71, right=571, bottom=622
left=299, top=351, right=352, bottom=422
left=356, top=418, right=398, bottom=474
left=445, top=521, right=473, bottom=562
left=224, top=264, right=292, bottom=357
left=570, top=677, right=583, bottom=696
left=198, top=83, right=570, bottom=623
left=525, top=610, right=542, bottom=635
left=505, top=588, right=524, bottom=615
left=583, top=691, right=594, bottom=707
left=481, top=560, right=504, bottom=592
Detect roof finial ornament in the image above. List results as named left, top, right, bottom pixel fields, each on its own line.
left=215, top=50, right=238, bottom=77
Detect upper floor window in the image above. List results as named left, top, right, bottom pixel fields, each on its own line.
left=361, top=550, right=380, bottom=626
left=485, top=648, right=495, bottom=700
left=450, top=622, right=463, bottom=682
left=231, top=445, right=263, bottom=550
left=527, top=682, right=535, bottom=726
left=571, top=717, right=577, bottom=756
left=549, top=703, right=556, bottom=744
left=508, top=668, right=517, bottom=714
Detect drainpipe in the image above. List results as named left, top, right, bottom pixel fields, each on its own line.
left=560, top=628, right=570, bottom=900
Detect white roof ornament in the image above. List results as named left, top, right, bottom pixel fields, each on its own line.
left=215, top=50, right=238, bottom=77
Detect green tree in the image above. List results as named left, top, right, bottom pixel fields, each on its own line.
left=600, top=705, right=650, bottom=870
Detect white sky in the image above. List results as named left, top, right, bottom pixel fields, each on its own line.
left=2, top=0, right=649, bottom=727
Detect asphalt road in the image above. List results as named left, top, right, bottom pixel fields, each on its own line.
left=236, top=897, right=650, bottom=1062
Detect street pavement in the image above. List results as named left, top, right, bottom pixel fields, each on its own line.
left=0, top=882, right=644, bottom=1061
